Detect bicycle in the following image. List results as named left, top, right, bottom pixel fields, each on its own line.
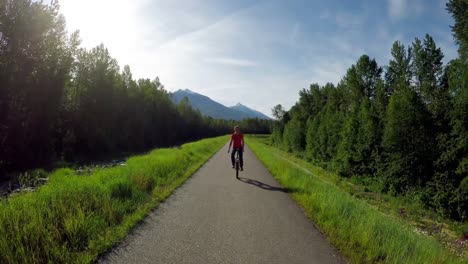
left=234, top=150, right=240, bottom=179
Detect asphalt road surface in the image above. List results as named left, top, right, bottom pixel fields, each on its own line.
left=101, top=143, right=344, bottom=264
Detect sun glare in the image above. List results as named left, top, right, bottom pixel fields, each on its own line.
left=60, top=0, right=144, bottom=65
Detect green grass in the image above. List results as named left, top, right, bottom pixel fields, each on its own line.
left=0, top=136, right=227, bottom=264
left=247, top=135, right=467, bottom=264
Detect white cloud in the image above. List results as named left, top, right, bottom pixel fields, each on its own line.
left=335, top=12, right=364, bottom=29
left=206, top=57, right=258, bottom=67
left=388, top=0, right=406, bottom=20
left=289, top=23, right=301, bottom=47
left=388, top=0, right=424, bottom=21
left=319, top=10, right=332, bottom=20
left=320, top=9, right=364, bottom=29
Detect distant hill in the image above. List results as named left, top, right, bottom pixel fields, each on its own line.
left=229, top=103, right=271, bottom=120
left=170, top=89, right=270, bottom=121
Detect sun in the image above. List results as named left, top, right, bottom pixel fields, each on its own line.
left=59, top=0, right=139, bottom=50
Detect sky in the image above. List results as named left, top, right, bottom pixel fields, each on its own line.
left=60, top=0, right=457, bottom=117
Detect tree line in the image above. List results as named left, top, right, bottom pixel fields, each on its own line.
left=271, top=0, right=467, bottom=221
left=0, top=0, right=271, bottom=180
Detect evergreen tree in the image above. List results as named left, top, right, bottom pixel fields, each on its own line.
left=271, top=104, right=287, bottom=146
left=305, top=114, right=321, bottom=161
left=306, top=86, right=345, bottom=165
left=385, top=41, right=412, bottom=94
left=283, top=116, right=305, bottom=152
left=422, top=0, right=468, bottom=220
left=411, top=34, right=445, bottom=112
left=430, top=58, right=468, bottom=219
left=336, top=98, right=379, bottom=177
left=380, top=87, right=434, bottom=194
left=0, top=0, right=73, bottom=170
left=345, top=55, right=383, bottom=105
left=447, top=0, right=468, bottom=60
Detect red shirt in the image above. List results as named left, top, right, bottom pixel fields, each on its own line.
left=231, top=133, right=244, bottom=148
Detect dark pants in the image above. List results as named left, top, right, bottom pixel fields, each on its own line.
left=231, top=148, right=243, bottom=168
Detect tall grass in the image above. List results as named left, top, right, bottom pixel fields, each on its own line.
left=0, top=136, right=227, bottom=264
left=247, top=136, right=466, bottom=264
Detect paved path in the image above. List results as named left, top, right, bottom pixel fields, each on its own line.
left=101, top=144, right=344, bottom=264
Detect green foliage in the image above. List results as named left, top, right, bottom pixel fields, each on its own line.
left=314, top=108, right=345, bottom=164
left=271, top=122, right=284, bottom=146
left=18, top=169, right=48, bottom=188
left=271, top=104, right=286, bottom=120
left=304, top=84, right=345, bottom=166
left=283, top=117, right=305, bottom=152
left=411, top=34, right=446, bottom=117
left=380, top=88, right=434, bottom=193
left=236, top=117, right=272, bottom=134
left=345, top=55, right=383, bottom=104
left=457, top=177, right=468, bottom=219
left=0, top=136, right=226, bottom=263
left=336, top=98, right=379, bottom=177
left=305, top=114, right=321, bottom=161
left=385, top=41, right=412, bottom=94
left=447, top=0, right=468, bottom=59
left=0, top=0, right=72, bottom=170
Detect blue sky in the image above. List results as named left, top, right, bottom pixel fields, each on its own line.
left=60, top=0, right=456, bottom=116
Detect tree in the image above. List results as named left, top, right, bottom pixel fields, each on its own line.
left=271, top=104, right=286, bottom=120
left=411, top=34, right=445, bottom=111
left=305, top=85, right=345, bottom=165
left=345, top=55, right=383, bottom=105
left=447, top=0, right=468, bottom=60
left=420, top=0, right=468, bottom=220
left=428, top=58, right=468, bottom=219
left=336, top=98, right=379, bottom=177
left=0, top=0, right=73, bottom=171
left=385, top=41, right=412, bottom=94
left=379, top=87, right=434, bottom=194
left=283, top=116, right=305, bottom=152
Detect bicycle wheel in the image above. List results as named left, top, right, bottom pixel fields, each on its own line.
left=235, top=152, right=240, bottom=178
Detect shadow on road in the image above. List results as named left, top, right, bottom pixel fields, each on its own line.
left=238, top=176, right=290, bottom=193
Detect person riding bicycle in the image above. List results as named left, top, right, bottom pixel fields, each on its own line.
left=228, top=125, right=244, bottom=171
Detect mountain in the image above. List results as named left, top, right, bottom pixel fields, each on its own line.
left=229, top=103, right=271, bottom=120
left=170, top=89, right=270, bottom=121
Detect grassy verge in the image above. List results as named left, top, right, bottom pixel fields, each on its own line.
left=251, top=136, right=467, bottom=241
left=247, top=135, right=467, bottom=264
left=0, top=136, right=227, bottom=264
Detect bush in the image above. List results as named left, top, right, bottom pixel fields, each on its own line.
left=457, top=177, right=468, bottom=220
